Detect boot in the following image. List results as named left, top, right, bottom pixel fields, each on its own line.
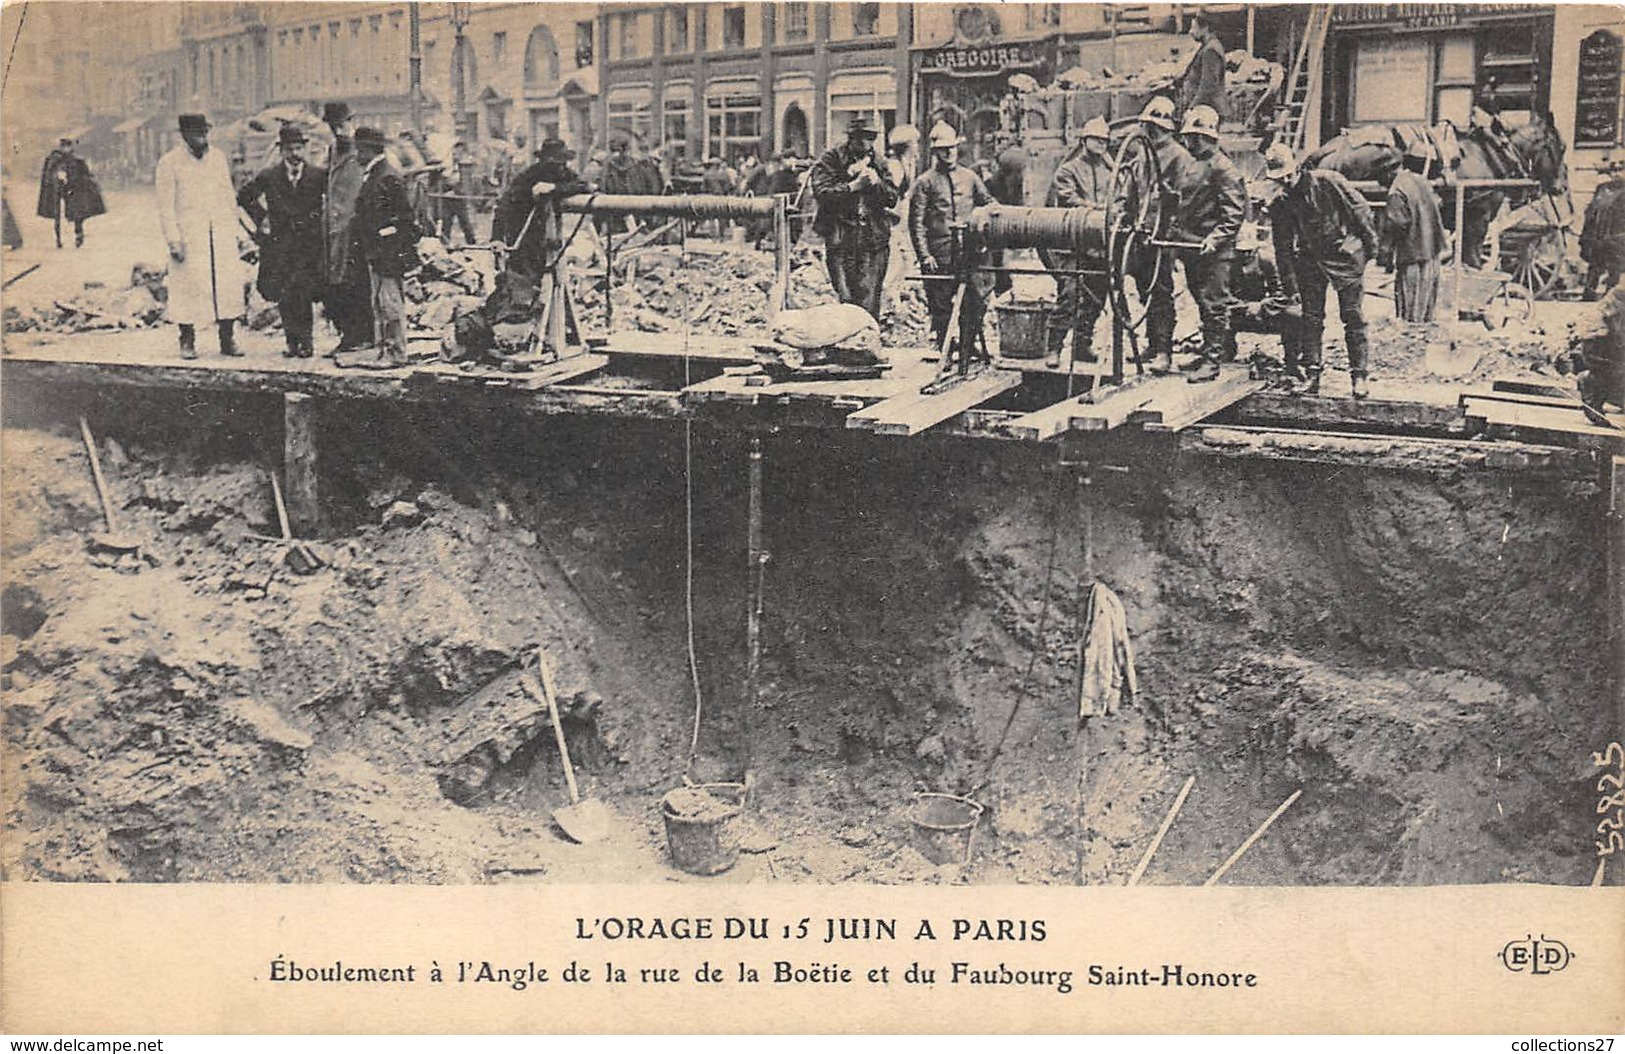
left=1149, top=351, right=1175, bottom=375
left=1043, top=327, right=1066, bottom=370
left=1299, top=369, right=1322, bottom=396
left=1351, top=374, right=1370, bottom=400
left=178, top=324, right=198, bottom=360
left=218, top=319, right=242, bottom=357
left=1186, top=358, right=1221, bottom=383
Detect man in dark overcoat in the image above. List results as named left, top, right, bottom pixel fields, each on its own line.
left=352, top=126, right=421, bottom=368
left=37, top=137, right=106, bottom=249
left=237, top=125, right=328, bottom=357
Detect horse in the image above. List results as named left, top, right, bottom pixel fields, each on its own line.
left=1302, top=111, right=1568, bottom=268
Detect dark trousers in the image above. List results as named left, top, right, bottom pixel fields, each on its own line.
left=279, top=296, right=315, bottom=355
left=441, top=196, right=476, bottom=245
left=1140, top=250, right=1177, bottom=359
left=1294, top=262, right=1369, bottom=377
left=325, top=265, right=375, bottom=350
left=1181, top=251, right=1236, bottom=362
left=925, top=272, right=992, bottom=363
left=1046, top=257, right=1108, bottom=360
left=826, top=242, right=889, bottom=320
left=1585, top=262, right=1622, bottom=300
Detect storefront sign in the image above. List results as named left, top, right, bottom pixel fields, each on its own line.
left=921, top=41, right=1041, bottom=75
left=1576, top=30, right=1623, bottom=148
left=1332, top=4, right=1522, bottom=28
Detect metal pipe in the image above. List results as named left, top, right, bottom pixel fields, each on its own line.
left=744, top=437, right=764, bottom=782
left=773, top=193, right=790, bottom=315
left=560, top=193, right=778, bottom=220
left=408, top=3, right=422, bottom=137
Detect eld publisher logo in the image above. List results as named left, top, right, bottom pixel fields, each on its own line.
left=1500, top=934, right=1574, bottom=975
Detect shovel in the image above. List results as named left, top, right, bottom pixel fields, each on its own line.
left=78, top=416, right=141, bottom=556
left=520, top=650, right=613, bottom=845
left=270, top=472, right=325, bottom=575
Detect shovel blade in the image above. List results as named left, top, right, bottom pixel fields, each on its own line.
left=551, top=799, right=613, bottom=844
left=89, top=532, right=141, bottom=554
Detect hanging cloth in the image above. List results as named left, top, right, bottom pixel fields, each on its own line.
left=1075, top=581, right=1136, bottom=720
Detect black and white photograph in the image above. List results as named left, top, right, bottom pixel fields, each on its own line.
left=2, top=0, right=1622, bottom=908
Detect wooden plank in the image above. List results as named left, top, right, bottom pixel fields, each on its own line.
left=1463, top=397, right=1625, bottom=442
left=1138, top=366, right=1266, bottom=433
left=1002, top=393, right=1091, bottom=441
left=408, top=352, right=608, bottom=391
left=1228, top=390, right=1468, bottom=436
left=846, top=369, right=1023, bottom=436
left=1067, top=374, right=1177, bottom=432
left=592, top=331, right=758, bottom=364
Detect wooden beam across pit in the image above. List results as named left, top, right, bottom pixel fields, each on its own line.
left=844, top=367, right=1023, bottom=437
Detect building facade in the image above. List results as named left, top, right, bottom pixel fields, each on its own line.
left=593, top=2, right=911, bottom=168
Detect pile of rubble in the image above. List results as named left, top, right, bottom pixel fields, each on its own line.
left=567, top=241, right=934, bottom=345
left=3, top=263, right=169, bottom=335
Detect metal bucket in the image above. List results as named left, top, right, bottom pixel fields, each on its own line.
left=661, top=783, right=746, bottom=875
left=908, top=792, right=984, bottom=866
left=996, top=301, right=1052, bottom=359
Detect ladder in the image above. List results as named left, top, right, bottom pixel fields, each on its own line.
left=1276, top=4, right=1332, bottom=154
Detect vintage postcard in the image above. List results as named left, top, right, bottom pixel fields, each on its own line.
left=1, top=0, right=1622, bottom=1035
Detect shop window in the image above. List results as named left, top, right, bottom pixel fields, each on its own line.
left=852, top=3, right=881, bottom=37
left=575, top=20, right=594, bottom=68
left=664, top=96, right=691, bottom=145
left=722, top=7, right=746, bottom=50
left=608, top=98, right=654, bottom=143
left=829, top=89, right=895, bottom=145
left=783, top=2, right=809, bottom=42
left=616, top=13, right=638, bottom=59
left=706, top=92, right=762, bottom=165
left=668, top=9, right=690, bottom=53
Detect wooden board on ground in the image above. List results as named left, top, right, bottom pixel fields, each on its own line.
left=682, top=347, right=939, bottom=408
left=845, top=367, right=1023, bottom=436
left=591, top=331, right=758, bottom=364
left=1462, top=396, right=1625, bottom=445
left=1068, top=372, right=1186, bottom=432
left=1137, top=365, right=1266, bottom=433
left=409, top=353, right=608, bottom=391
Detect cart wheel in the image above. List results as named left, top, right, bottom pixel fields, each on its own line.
left=1481, top=281, right=1534, bottom=331
left=1510, top=245, right=1562, bottom=300
left=1104, top=130, right=1163, bottom=363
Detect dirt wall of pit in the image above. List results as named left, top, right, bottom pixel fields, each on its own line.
left=2, top=383, right=1615, bottom=885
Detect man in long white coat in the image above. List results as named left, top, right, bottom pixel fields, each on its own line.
left=155, top=113, right=250, bottom=358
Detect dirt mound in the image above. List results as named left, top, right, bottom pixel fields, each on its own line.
left=1, top=392, right=1610, bottom=884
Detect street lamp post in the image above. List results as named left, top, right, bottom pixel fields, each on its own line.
left=409, top=3, right=422, bottom=137
left=451, top=2, right=471, bottom=142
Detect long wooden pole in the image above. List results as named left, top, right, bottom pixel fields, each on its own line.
left=744, top=436, right=764, bottom=785
left=1204, top=789, right=1303, bottom=886
left=1128, top=775, right=1196, bottom=886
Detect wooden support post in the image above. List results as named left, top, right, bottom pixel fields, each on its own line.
left=773, top=195, right=791, bottom=316
left=744, top=436, right=765, bottom=783
left=282, top=392, right=321, bottom=537
left=603, top=222, right=614, bottom=333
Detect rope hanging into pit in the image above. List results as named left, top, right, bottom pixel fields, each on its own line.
left=677, top=213, right=708, bottom=781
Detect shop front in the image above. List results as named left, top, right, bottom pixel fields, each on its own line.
left=914, top=35, right=1059, bottom=167
left=1326, top=4, right=1554, bottom=135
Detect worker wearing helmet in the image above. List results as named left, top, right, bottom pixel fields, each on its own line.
left=1381, top=139, right=1448, bottom=323
left=1041, top=116, right=1114, bottom=368
left=909, top=121, right=996, bottom=368
left=1134, top=96, right=1201, bottom=374
left=1263, top=142, right=1379, bottom=398
left=1175, top=105, right=1246, bottom=383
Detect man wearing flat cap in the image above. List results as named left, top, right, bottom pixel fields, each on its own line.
left=322, top=101, right=374, bottom=355
left=811, top=113, right=899, bottom=320
left=350, top=126, right=420, bottom=368
left=155, top=114, right=251, bottom=358
left=237, top=124, right=328, bottom=357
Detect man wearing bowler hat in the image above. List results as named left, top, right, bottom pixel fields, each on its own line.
left=155, top=113, right=250, bottom=358
left=237, top=124, right=328, bottom=357
left=810, top=113, right=898, bottom=320
left=349, top=126, right=420, bottom=369
left=322, top=102, right=374, bottom=356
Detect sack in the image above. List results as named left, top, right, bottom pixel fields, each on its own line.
left=771, top=303, right=880, bottom=351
